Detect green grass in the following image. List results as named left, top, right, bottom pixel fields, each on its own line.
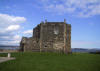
left=0, top=52, right=100, bottom=71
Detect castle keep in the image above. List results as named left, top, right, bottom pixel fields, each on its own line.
left=20, top=19, right=71, bottom=54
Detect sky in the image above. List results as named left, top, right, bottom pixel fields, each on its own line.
left=0, top=0, right=100, bottom=49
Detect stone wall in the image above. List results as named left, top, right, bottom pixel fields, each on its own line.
left=20, top=20, right=71, bottom=54
left=40, top=22, right=65, bottom=52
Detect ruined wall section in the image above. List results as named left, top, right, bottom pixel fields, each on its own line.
left=20, top=37, right=40, bottom=52
left=33, top=24, right=41, bottom=41
left=20, top=37, right=29, bottom=52
left=20, top=24, right=41, bottom=52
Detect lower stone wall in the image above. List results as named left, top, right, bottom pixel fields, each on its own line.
left=23, top=38, right=40, bottom=52
left=0, top=49, right=19, bottom=53
left=20, top=37, right=69, bottom=53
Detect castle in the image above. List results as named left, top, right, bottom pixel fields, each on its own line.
left=20, top=19, right=71, bottom=54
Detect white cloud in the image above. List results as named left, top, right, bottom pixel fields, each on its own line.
left=0, top=13, right=26, bottom=32
left=39, top=0, right=100, bottom=17
left=6, top=25, right=20, bottom=31
left=0, top=13, right=26, bottom=45
left=0, top=35, right=21, bottom=45
left=0, top=36, right=10, bottom=39
left=0, top=40, right=20, bottom=46
left=23, top=30, right=32, bottom=35
left=0, top=13, right=26, bottom=25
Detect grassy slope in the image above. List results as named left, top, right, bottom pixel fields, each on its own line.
left=0, top=52, right=100, bottom=71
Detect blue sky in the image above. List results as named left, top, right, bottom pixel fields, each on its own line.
left=0, top=0, right=100, bottom=49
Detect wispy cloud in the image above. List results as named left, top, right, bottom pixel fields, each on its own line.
left=38, top=0, right=100, bottom=17
left=23, top=30, right=32, bottom=35
left=23, top=30, right=33, bottom=37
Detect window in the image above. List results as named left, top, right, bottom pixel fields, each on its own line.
left=44, top=45, right=47, bottom=48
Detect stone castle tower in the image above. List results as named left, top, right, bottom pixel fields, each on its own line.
left=20, top=19, right=71, bottom=54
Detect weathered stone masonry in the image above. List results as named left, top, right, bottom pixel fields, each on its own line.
left=20, top=19, right=71, bottom=54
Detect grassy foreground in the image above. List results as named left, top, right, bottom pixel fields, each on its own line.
left=0, top=52, right=100, bottom=71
